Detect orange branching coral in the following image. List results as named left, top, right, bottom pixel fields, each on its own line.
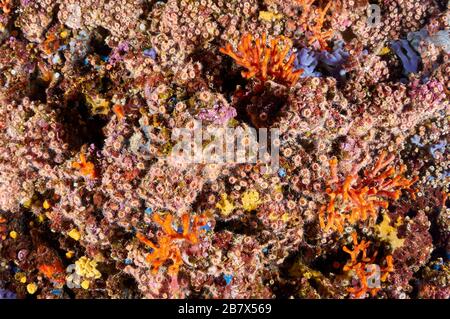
left=307, top=1, right=334, bottom=50
left=296, top=0, right=316, bottom=28
left=219, top=33, right=303, bottom=86
left=319, top=152, right=418, bottom=233
left=137, top=213, right=207, bottom=276
left=72, top=153, right=97, bottom=179
left=342, top=233, right=394, bottom=298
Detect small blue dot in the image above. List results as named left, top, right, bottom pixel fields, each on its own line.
left=124, top=258, right=132, bottom=265
left=200, top=223, right=211, bottom=231
left=145, top=207, right=153, bottom=215
left=278, top=168, right=286, bottom=178
left=223, top=274, right=233, bottom=285
left=51, top=289, right=63, bottom=296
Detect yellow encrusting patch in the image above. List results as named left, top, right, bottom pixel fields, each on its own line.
left=216, top=194, right=235, bottom=216
left=241, top=189, right=261, bottom=212
left=375, top=212, right=405, bottom=251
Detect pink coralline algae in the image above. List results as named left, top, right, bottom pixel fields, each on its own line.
left=0, top=0, right=448, bottom=300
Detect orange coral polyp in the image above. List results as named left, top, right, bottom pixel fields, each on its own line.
left=220, top=33, right=303, bottom=86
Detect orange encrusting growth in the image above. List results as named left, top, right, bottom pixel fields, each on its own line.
left=0, top=216, right=6, bottom=240
left=41, top=32, right=61, bottom=55
left=343, top=232, right=394, bottom=298
left=219, top=33, right=303, bottom=86
left=38, top=261, right=66, bottom=284
left=112, top=104, right=125, bottom=120
left=137, top=213, right=207, bottom=276
left=72, top=153, right=97, bottom=179
left=319, top=152, right=418, bottom=233
left=307, top=1, right=334, bottom=50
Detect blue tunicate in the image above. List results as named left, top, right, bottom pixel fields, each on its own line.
left=319, top=42, right=350, bottom=78
left=0, top=289, right=16, bottom=299
left=143, top=48, right=157, bottom=60
left=294, top=48, right=321, bottom=77
left=429, top=140, right=447, bottom=159
left=390, top=39, right=421, bottom=75
left=145, top=207, right=153, bottom=215
left=408, top=28, right=450, bottom=54
left=440, top=171, right=449, bottom=180
left=410, top=135, right=423, bottom=147
left=278, top=168, right=286, bottom=178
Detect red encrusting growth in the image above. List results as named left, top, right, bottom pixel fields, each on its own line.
left=136, top=213, right=207, bottom=276
left=319, top=152, right=418, bottom=233
left=219, top=33, right=303, bottom=86
left=343, top=232, right=394, bottom=298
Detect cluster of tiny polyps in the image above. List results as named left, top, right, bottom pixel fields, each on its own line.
left=0, top=0, right=449, bottom=299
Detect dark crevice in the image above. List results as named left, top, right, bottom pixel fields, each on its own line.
left=213, top=214, right=264, bottom=236
left=89, top=27, right=112, bottom=57
left=60, top=93, right=108, bottom=151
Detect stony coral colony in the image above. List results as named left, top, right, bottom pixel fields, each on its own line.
left=0, top=0, right=448, bottom=300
